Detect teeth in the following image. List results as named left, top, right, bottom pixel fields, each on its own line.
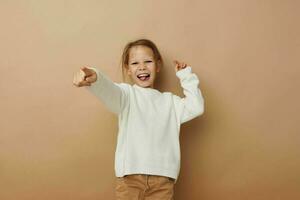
left=137, top=73, right=149, bottom=78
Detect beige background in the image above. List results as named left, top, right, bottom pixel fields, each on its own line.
left=1, top=0, right=299, bottom=199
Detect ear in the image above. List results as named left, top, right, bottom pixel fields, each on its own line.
left=156, top=60, right=161, bottom=72
left=156, top=66, right=160, bottom=73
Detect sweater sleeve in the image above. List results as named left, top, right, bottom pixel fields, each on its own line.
left=173, top=66, right=205, bottom=124
left=84, top=67, right=128, bottom=115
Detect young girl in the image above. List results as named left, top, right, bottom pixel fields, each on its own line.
left=73, top=39, right=204, bottom=200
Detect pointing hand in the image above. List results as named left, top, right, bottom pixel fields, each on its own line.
left=73, top=66, right=97, bottom=87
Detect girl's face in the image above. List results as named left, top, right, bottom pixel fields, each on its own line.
left=126, top=45, right=160, bottom=88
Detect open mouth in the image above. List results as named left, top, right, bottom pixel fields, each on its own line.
left=137, top=73, right=150, bottom=81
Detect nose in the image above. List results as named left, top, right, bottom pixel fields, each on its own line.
left=138, top=64, right=147, bottom=71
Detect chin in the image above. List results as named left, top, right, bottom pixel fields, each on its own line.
left=141, top=84, right=151, bottom=88
left=138, top=82, right=152, bottom=88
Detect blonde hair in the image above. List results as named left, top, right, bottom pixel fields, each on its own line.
left=120, top=38, right=164, bottom=82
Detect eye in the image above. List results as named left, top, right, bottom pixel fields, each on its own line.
left=131, top=62, right=138, bottom=65
left=145, top=60, right=152, bottom=63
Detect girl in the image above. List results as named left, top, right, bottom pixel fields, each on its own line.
left=73, top=39, right=204, bottom=200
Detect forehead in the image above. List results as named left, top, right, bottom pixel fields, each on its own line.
left=128, top=45, right=154, bottom=60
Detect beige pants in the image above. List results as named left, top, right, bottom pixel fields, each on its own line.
left=115, top=174, right=175, bottom=200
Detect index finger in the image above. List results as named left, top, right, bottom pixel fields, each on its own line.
left=80, top=66, right=94, bottom=77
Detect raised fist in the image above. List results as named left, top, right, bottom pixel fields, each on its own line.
left=174, top=60, right=188, bottom=73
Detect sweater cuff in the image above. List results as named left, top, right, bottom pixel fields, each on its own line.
left=175, top=66, right=192, bottom=79
left=85, top=67, right=103, bottom=91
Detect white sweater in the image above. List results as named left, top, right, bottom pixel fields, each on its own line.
left=85, top=66, right=204, bottom=182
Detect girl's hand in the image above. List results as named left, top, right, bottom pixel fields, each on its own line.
left=73, top=66, right=97, bottom=87
left=174, top=60, right=188, bottom=73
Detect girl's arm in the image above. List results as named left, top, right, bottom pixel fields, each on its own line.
left=85, top=67, right=127, bottom=115
left=173, top=65, right=205, bottom=124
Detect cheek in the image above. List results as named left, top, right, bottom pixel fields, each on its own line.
left=148, top=63, right=156, bottom=71
left=127, top=67, right=135, bottom=75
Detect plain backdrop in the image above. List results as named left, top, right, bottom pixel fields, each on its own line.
left=0, top=0, right=299, bottom=199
